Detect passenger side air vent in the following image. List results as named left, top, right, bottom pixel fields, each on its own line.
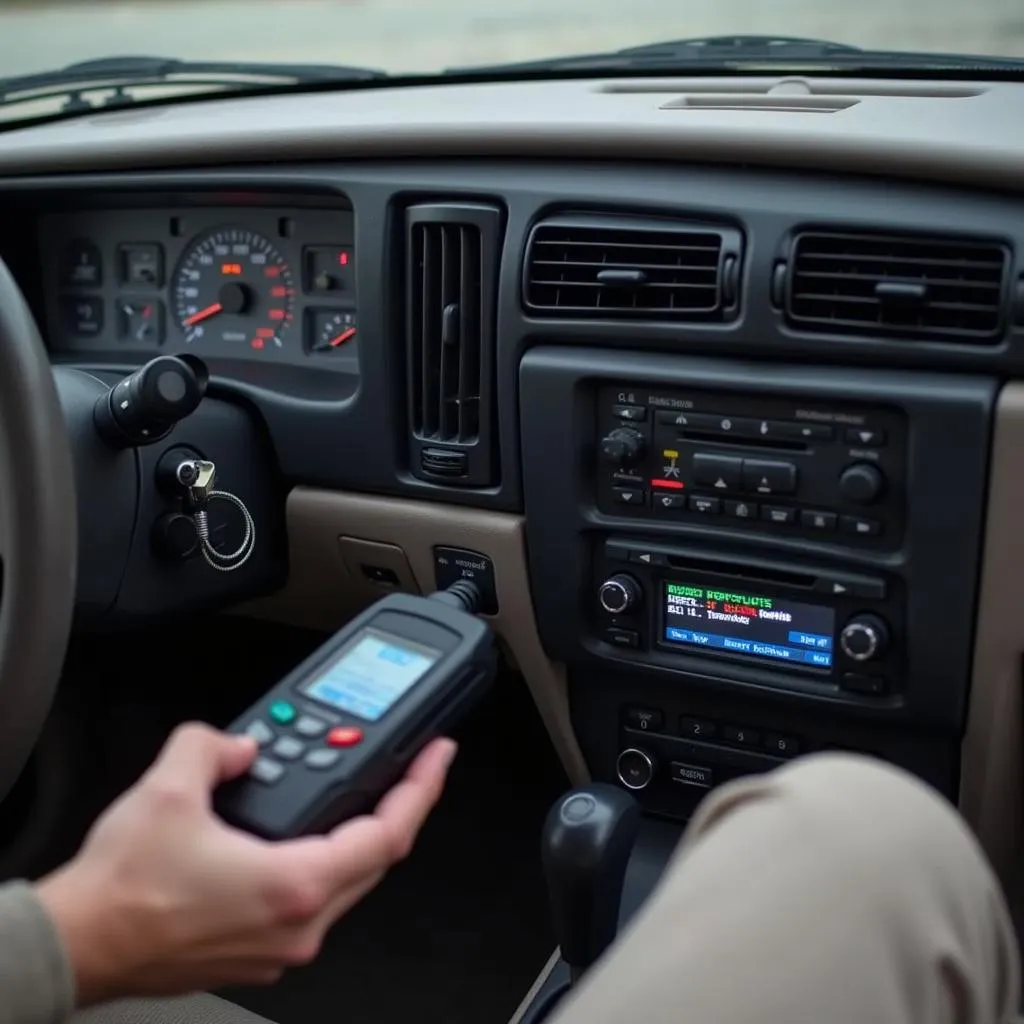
left=783, top=230, right=1010, bottom=342
left=406, top=202, right=502, bottom=487
left=523, top=215, right=742, bottom=320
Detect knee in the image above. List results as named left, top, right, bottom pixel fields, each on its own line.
left=758, top=752, right=994, bottom=896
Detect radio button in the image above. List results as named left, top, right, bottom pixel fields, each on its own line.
left=722, top=725, right=760, bottom=748
left=669, top=762, right=714, bottom=789
left=688, top=496, right=721, bottom=515
left=724, top=500, right=757, bottom=520
left=656, top=410, right=720, bottom=431
left=612, top=486, right=645, bottom=506
left=801, top=509, right=838, bottom=531
left=777, top=422, right=835, bottom=442
left=742, top=459, right=798, bottom=495
left=653, top=492, right=686, bottom=512
left=761, top=505, right=796, bottom=525
left=628, top=548, right=667, bottom=567
left=603, top=627, right=640, bottom=649
left=612, top=404, right=646, bottom=422
left=625, top=706, right=663, bottom=731
left=764, top=733, right=801, bottom=757
left=693, top=453, right=742, bottom=490
left=841, top=516, right=883, bottom=537
left=840, top=673, right=888, bottom=696
left=679, top=717, right=717, bottom=740
left=845, top=426, right=886, bottom=447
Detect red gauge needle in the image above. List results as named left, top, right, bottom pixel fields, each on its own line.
left=183, top=302, right=223, bottom=327
left=329, top=327, right=357, bottom=347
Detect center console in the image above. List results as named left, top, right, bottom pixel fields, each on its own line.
left=519, top=346, right=996, bottom=820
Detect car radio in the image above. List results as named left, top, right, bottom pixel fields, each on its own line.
left=595, top=384, right=906, bottom=548
left=591, top=538, right=904, bottom=700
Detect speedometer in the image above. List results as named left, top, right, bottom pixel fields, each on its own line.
left=172, top=228, right=296, bottom=351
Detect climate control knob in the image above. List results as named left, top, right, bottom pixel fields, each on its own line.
left=599, top=574, right=642, bottom=615
left=616, top=748, right=655, bottom=791
left=600, top=427, right=646, bottom=469
left=839, top=615, right=890, bottom=663
left=839, top=463, right=885, bottom=504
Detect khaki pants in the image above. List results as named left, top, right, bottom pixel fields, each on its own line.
left=77, top=754, right=1021, bottom=1024
left=550, top=753, right=1020, bottom=1024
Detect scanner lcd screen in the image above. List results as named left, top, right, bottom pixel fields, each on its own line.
left=301, top=627, right=440, bottom=722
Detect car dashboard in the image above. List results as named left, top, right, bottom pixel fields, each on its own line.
left=1, top=70, right=1023, bottom=903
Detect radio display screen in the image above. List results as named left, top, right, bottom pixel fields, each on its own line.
left=663, top=582, right=835, bottom=668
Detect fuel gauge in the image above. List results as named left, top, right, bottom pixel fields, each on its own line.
left=309, top=309, right=357, bottom=353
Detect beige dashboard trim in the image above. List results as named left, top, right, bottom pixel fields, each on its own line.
left=242, top=487, right=589, bottom=786
left=960, top=383, right=1024, bottom=902
left=2, top=76, right=1024, bottom=192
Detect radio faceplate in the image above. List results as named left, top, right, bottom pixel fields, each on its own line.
left=593, top=538, right=905, bottom=702
left=596, top=385, right=906, bottom=548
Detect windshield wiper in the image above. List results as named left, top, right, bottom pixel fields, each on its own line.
left=0, top=55, right=387, bottom=115
left=446, top=34, right=1024, bottom=75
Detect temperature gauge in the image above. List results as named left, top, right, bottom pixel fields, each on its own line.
left=119, top=299, right=164, bottom=346
left=309, top=309, right=357, bottom=353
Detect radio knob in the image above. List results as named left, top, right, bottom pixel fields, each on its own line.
left=616, top=748, right=655, bottom=791
left=599, top=574, right=641, bottom=614
left=600, top=427, right=646, bottom=469
left=839, top=463, right=885, bottom=504
left=839, top=615, right=890, bottom=663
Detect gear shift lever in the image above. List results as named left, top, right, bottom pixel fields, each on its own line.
left=541, top=783, right=641, bottom=983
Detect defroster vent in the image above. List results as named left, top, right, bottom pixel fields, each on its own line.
left=524, top=214, right=742, bottom=320
left=784, top=230, right=1010, bottom=342
left=406, top=202, right=502, bottom=487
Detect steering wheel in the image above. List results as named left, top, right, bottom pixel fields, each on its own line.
left=0, top=257, right=78, bottom=802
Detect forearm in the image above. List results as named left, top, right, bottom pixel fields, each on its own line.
left=0, top=880, right=74, bottom=1024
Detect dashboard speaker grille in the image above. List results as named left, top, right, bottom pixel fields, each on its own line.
left=785, top=230, right=1010, bottom=342
left=523, top=214, right=742, bottom=320
left=406, top=202, right=502, bottom=487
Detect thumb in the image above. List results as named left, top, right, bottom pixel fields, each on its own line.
left=148, top=722, right=257, bottom=794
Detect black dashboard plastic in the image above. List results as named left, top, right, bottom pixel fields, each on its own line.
left=0, top=161, right=1021, bottom=516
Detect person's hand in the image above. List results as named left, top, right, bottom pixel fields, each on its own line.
left=35, top=722, right=457, bottom=1007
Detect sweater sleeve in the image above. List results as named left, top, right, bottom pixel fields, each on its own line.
left=0, top=880, right=75, bottom=1024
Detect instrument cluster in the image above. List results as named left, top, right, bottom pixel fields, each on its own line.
left=38, top=203, right=358, bottom=372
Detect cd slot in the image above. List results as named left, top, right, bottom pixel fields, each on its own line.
left=663, top=555, right=817, bottom=590
left=671, top=429, right=808, bottom=454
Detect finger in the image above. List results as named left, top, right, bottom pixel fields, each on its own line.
left=146, top=722, right=258, bottom=795
left=269, top=739, right=457, bottom=893
left=339, top=738, right=457, bottom=864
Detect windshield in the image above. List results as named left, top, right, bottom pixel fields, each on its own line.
left=1, top=0, right=1022, bottom=109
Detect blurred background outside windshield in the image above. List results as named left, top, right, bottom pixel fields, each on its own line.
left=1, top=0, right=1022, bottom=79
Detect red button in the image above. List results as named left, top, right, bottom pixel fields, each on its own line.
left=327, top=726, right=364, bottom=748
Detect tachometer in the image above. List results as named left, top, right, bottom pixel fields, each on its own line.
left=172, top=228, right=295, bottom=351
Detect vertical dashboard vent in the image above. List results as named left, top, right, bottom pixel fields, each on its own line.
left=406, top=202, right=502, bottom=487
left=523, top=214, right=742, bottom=320
left=784, top=230, right=1010, bottom=342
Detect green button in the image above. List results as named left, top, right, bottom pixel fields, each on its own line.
left=269, top=700, right=296, bottom=724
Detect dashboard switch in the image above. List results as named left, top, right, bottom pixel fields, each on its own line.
left=741, top=459, right=798, bottom=496
left=600, top=427, right=646, bottom=469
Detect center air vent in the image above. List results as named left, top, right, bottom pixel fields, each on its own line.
left=406, top=202, right=502, bottom=488
left=784, top=230, right=1010, bottom=342
left=524, top=215, right=742, bottom=320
